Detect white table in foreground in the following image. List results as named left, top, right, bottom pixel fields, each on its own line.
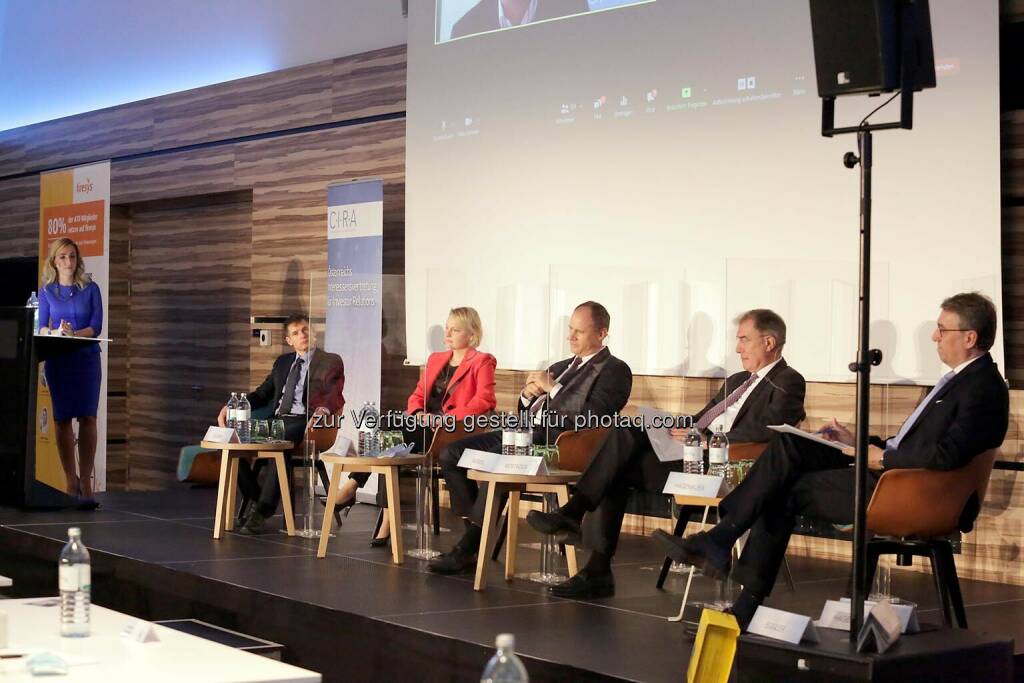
left=0, top=598, right=320, bottom=683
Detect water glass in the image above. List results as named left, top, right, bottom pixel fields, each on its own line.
left=270, top=419, right=286, bottom=442
left=535, top=445, right=560, bottom=471
left=251, top=419, right=269, bottom=442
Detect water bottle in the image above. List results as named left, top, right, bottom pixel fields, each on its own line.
left=481, top=633, right=529, bottom=683
left=501, top=412, right=516, bottom=456
left=59, top=527, right=91, bottom=638
left=26, top=291, right=39, bottom=332
left=226, top=392, right=239, bottom=432
left=708, top=428, right=730, bottom=479
left=237, top=393, right=252, bottom=443
left=369, top=402, right=381, bottom=456
left=359, top=402, right=380, bottom=456
left=358, top=402, right=370, bottom=455
left=683, top=426, right=704, bottom=475
left=515, top=414, right=532, bottom=457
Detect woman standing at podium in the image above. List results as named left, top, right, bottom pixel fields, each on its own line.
left=37, top=237, right=103, bottom=502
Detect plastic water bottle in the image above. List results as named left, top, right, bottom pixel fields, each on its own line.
left=708, top=428, right=730, bottom=479
left=369, top=402, right=381, bottom=456
left=501, top=413, right=516, bottom=456
left=481, top=633, right=529, bottom=682
left=59, top=527, right=91, bottom=638
left=515, top=415, right=532, bottom=457
left=26, top=291, right=39, bottom=332
left=359, top=402, right=380, bottom=456
left=683, top=426, right=704, bottom=475
left=226, top=392, right=239, bottom=431
left=237, top=393, right=252, bottom=442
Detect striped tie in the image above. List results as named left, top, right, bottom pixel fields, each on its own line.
left=695, top=373, right=759, bottom=432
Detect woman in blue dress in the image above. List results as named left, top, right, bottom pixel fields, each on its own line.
left=38, top=238, right=103, bottom=500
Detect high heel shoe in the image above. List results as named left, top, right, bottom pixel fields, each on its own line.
left=319, top=495, right=356, bottom=527
left=369, top=533, right=391, bottom=548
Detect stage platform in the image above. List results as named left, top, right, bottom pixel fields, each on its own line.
left=1, top=489, right=1022, bottom=682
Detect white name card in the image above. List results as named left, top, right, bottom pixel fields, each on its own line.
left=203, top=426, right=239, bottom=444
left=457, top=449, right=548, bottom=476
left=663, top=472, right=724, bottom=499
left=323, top=434, right=354, bottom=456
left=121, top=619, right=160, bottom=643
left=747, top=606, right=820, bottom=645
left=818, top=598, right=919, bottom=634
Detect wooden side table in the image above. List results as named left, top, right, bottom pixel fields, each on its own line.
left=316, top=454, right=425, bottom=564
left=467, top=469, right=581, bottom=591
left=201, top=440, right=295, bottom=540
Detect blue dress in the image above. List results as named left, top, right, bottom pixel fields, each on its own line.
left=38, top=281, right=103, bottom=421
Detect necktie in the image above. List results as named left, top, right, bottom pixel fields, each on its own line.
left=278, top=357, right=305, bottom=415
left=888, top=370, right=955, bottom=450
left=530, top=356, right=581, bottom=416
left=695, top=372, right=759, bottom=432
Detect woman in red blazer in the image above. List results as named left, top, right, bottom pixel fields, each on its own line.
left=370, top=307, right=497, bottom=546
left=407, top=309, right=497, bottom=422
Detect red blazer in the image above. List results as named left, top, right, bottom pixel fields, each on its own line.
left=407, top=347, right=497, bottom=420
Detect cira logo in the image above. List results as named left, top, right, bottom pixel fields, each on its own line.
left=76, top=178, right=94, bottom=194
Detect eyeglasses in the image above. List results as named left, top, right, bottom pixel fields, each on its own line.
left=935, top=326, right=969, bottom=336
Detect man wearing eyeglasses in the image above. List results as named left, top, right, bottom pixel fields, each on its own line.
left=654, top=292, right=1009, bottom=630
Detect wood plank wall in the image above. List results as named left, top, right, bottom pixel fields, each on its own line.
left=0, top=8, right=1022, bottom=585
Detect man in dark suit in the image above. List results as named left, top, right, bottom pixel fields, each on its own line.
left=528, top=309, right=806, bottom=597
left=655, top=292, right=1009, bottom=629
left=429, top=301, right=633, bottom=574
left=450, top=0, right=589, bottom=39
left=216, top=314, right=345, bottom=534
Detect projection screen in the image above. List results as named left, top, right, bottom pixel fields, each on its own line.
left=405, top=0, right=1002, bottom=384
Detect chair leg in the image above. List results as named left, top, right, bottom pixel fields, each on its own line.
left=781, top=556, right=797, bottom=592
left=941, top=547, right=968, bottom=629
left=657, top=505, right=693, bottom=589
left=431, top=466, right=441, bottom=536
left=491, top=503, right=509, bottom=561
left=927, top=545, right=954, bottom=628
left=372, top=507, right=385, bottom=539
left=864, top=542, right=882, bottom=596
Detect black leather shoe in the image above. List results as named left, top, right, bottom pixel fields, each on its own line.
left=369, top=534, right=390, bottom=548
left=428, top=546, right=477, bottom=574
left=549, top=569, right=615, bottom=599
left=236, top=499, right=254, bottom=526
left=652, top=529, right=731, bottom=580
left=527, top=509, right=582, bottom=545
left=238, top=509, right=267, bottom=535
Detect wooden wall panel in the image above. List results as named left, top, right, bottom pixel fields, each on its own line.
left=0, top=175, right=40, bottom=258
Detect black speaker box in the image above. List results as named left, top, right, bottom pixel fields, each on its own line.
left=809, top=0, right=935, bottom=98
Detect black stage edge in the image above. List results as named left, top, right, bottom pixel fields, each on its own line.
left=1, top=490, right=1021, bottom=682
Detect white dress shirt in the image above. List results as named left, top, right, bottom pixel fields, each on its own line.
left=498, top=0, right=538, bottom=28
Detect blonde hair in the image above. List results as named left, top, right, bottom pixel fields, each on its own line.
left=448, top=307, right=483, bottom=348
left=42, top=238, right=90, bottom=289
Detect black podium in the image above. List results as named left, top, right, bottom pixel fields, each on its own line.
left=0, top=306, right=99, bottom=508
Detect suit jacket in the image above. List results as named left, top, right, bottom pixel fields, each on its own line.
left=248, top=348, right=346, bottom=417
left=451, top=0, right=589, bottom=38
left=407, top=348, right=498, bottom=420
left=873, top=353, right=1008, bottom=471
left=525, top=346, right=633, bottom=438
left=693, top=359, right=807, bottom=444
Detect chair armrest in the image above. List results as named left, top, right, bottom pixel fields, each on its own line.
left=307, top=410, right=343, bottom=453
left=729, top=442, right=768, bottom=461
left=554, top=427, right=611, bottom=472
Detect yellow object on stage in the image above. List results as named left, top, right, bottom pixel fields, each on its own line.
left=688, top=609, right=740, bottom=683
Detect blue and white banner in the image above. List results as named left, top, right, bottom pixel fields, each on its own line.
left=325, top=179, right=383, bottom=446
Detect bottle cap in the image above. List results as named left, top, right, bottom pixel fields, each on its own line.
left=68, top=527, right=81, bottom=538
left=495, top=633, right=515, bottom=649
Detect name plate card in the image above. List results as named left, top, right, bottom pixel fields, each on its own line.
left=663, top=472, right=724, bottom=499
left=121, top=620, right=160, bottom=643
left=747, top=606, right=820, bottom=645
left=856, top=600, right=903, bottom=655
left=817, top=598, right=919, bottom=634
left=457, top=449, right=549, bottom=476
left=203, top=426, right=239, bottom=444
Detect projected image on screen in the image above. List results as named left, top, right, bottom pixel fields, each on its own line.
left=407, top=0, right=1002, bottom=383
left=437, top=0, right=651, bottom=43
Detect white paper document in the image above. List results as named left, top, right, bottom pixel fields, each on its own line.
left=767, top=424, right=847, bottom=451
left=639, top=407, right=686, bottom=462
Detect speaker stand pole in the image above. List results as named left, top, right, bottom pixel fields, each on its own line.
left=849, top=128, right=873, bottom=638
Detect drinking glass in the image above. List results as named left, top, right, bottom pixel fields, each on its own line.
left=251, top=419, right=269, bottom=442
left=270, top=419, right=286, bottom=442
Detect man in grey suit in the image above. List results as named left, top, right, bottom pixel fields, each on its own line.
left=430, top=301, right=633, bottom=574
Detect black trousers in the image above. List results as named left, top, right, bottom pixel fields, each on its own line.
left=439, top=430, right=504, bottom=527
left=574, top=426, right=683, bottom=556
left=237, top=415, right=307, bottom=517
left=723, top=433, right=881, bottom=597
